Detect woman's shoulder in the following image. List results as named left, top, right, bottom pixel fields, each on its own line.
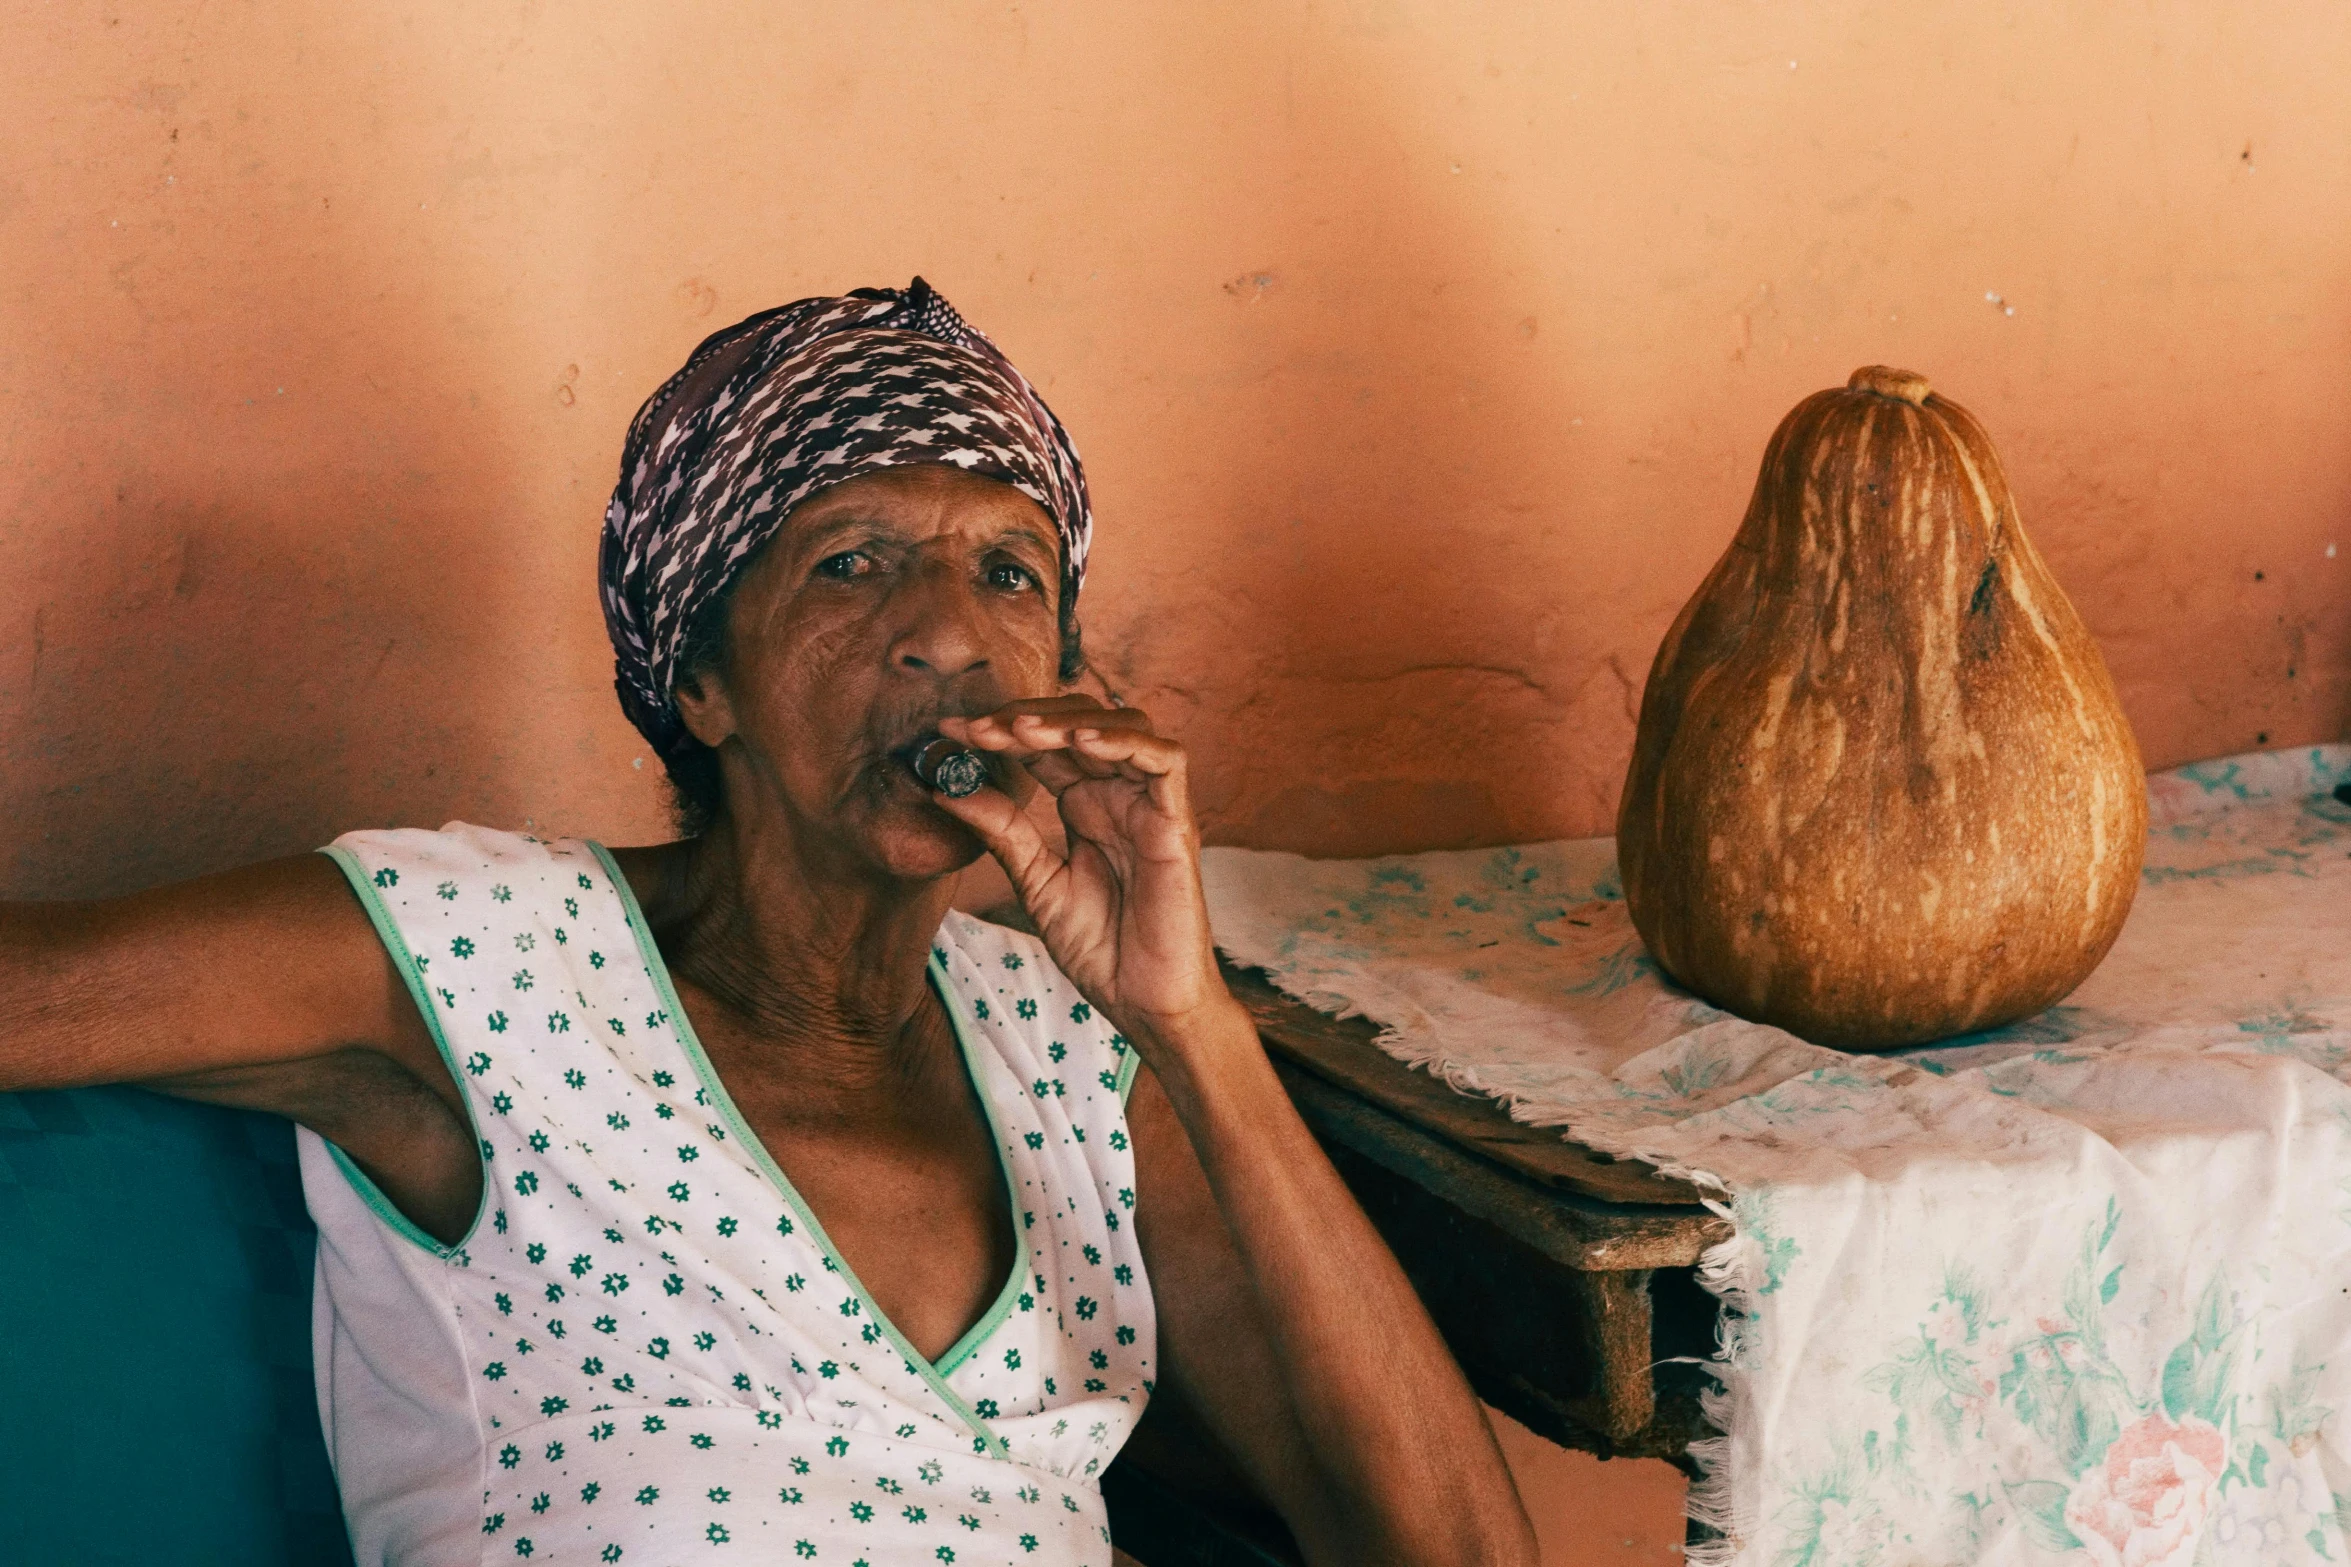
left=934, top=909, right=1133, bottom=1072
left=933, top=905, right=1055, bottom=982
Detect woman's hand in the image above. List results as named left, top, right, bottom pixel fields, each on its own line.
left=940, top=698, right=1538, bottom=1567
left=930, top=697, right=1235, bottom=1044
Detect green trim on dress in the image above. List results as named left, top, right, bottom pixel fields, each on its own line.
left=315, top=845, right=490, bottom=1260
left=584, top=842, right=1016, bottom=1460
left=925, top=953, right=1029, bottom=1381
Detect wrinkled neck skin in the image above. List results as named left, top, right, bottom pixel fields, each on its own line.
left=638, top=753, right=966, bottom=1110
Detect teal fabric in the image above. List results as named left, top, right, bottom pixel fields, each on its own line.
left=0, top=1087, right=353, bottom=1566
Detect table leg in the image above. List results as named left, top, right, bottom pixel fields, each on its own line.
left=1567, top=1268, right=1656, bottom=1442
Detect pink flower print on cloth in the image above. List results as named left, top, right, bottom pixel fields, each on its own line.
left=2064, top=1413, right=2227, bottom=1567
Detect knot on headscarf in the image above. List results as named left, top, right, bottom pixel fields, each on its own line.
left=599, top=277, right=1091, bottom=760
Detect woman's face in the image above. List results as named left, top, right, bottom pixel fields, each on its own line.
left=677, top=463, right=1065, bottom=880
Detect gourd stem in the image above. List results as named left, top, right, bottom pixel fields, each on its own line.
left=1847, top=365, right=1931, bottom=404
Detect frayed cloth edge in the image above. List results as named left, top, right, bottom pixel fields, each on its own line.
left=1237, top=955, right=1760, bottom=1563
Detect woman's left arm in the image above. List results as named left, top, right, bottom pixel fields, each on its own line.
left=934, top=701, right=1537, bottom=1567
left=1123, top=1003, right=1538, bottom=1566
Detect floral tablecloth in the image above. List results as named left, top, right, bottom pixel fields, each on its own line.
left=1202, top=746, right=2351, bottom=1567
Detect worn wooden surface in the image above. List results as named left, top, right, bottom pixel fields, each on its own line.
left=1284, top=1061, right=1721, bottom=1459
left=1106, top=962, right=1729, bottom=1565
left=1225, top=963, right=1726, bottom=1263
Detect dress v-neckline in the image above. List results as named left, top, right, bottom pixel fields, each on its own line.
left=585, top=843, right=1026, bottom=1422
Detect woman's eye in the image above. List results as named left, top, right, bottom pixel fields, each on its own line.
left=986, top=562, right=1036, bottom=592
left=814, top=551, right=873, bottom=580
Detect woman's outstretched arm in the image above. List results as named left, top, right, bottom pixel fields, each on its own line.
left=936, top=699, right=1538, bottom=1567
left=0, top=856, right=479, bottom=1241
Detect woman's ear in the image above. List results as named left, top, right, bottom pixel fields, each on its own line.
left=673, top=667, right=739, bottom=749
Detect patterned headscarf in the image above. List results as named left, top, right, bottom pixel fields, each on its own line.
left=599, top=278, right=1091, bottom=760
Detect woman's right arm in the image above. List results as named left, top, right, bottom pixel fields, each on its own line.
left=0, top=854, right=481, bottom=1242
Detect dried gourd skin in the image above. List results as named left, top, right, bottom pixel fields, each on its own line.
left=1618, top=367, right=2146, bottom=1051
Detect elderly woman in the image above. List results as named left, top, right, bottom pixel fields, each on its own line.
left=0, top=282, right=1534, bottom=1566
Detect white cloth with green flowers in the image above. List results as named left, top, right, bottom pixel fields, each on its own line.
left=1202, top=746, right=2351, bottom=1567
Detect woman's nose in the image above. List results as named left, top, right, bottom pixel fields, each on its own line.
left=887, top=565, right=990, bottom=678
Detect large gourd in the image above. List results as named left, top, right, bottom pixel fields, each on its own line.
left=1617, top=366, right=2145, bottom=1050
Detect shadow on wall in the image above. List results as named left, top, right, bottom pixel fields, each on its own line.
left=0, top=19, right=543, bottom=901
left=1069, top=12, right=1617, bottom=860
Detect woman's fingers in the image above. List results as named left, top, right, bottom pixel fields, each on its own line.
left=927, top=772, right=1065, bottom=902
left=936, top=706, right=1158, bottom=798
left=1013, top=748, right=1108, bottom=793
left=950, top=709, right=1160, bottom=761
left=1022, top=726, right=1191, bottom=821
left=928, top=699, right=1193, bottom=828
left=941, top=699, right=1155, bottom=748
left=1060, top=725, right=1182, bottom=777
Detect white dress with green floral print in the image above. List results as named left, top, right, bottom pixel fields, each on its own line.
left=299, top=824, right=1153, bottom=1567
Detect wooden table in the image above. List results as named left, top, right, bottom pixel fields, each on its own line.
left=1104, top=963, right=1728, bottom=1565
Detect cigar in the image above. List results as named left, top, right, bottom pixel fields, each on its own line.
left=903, top=737, right=990, bottom=798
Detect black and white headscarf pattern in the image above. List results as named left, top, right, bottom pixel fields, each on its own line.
left=599, top=278, right=1091, bottom=760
